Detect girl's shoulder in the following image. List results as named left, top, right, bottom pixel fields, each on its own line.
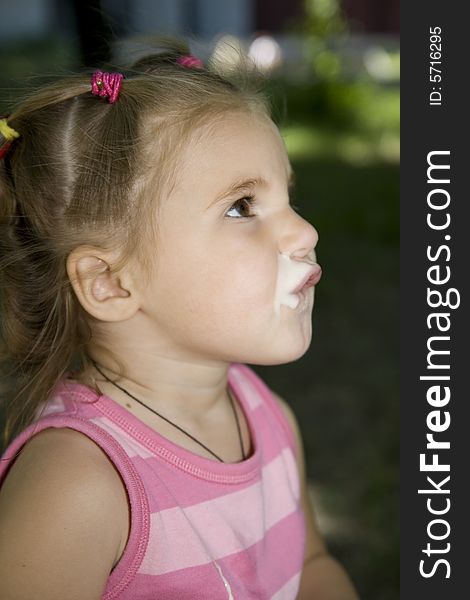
left=0, top=427, right=129, bottom=598
left=6, top=426, right=129, bottom=505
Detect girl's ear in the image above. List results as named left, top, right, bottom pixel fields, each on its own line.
left=66, top=248, right=140, bottom=322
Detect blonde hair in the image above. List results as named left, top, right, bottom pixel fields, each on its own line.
left=0, top=36, right=271, bottom=450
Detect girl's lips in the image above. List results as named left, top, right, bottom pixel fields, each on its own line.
left=291, top=264, right=322, bottom=294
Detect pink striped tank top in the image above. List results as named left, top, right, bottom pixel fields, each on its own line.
left=0, top=363, right=306, bottom=599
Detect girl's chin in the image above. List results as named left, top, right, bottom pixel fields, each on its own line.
left=252, top=332, right=313, bottom=366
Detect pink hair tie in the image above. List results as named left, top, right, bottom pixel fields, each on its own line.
left=91, top=71, right=124, bottom=104
left=176, top=55, right=204, bottom=70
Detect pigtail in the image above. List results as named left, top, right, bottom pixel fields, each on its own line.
left=0, top=114, right=89, bottom=450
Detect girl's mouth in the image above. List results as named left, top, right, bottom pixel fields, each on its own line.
left=291, top=264, right=322, bottom=295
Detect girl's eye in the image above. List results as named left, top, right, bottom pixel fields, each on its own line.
left=225, top=196, right=256, bottom=219
left=224, top=194, right=301, bottom=218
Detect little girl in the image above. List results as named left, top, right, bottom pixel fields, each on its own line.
left=0, top=39, right=358, bottom=599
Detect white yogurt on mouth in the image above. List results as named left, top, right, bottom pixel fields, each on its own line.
left=273, top=253, right=316, bottom=316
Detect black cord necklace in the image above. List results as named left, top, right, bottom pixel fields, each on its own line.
left=92, top=362, right=246, bottom=463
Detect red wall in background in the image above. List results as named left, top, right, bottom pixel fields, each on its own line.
left=341, top=0, right=399, bottom=33
left=254, top=0, right=305, bottom=33
left=254, top=0, right=399, bottom=34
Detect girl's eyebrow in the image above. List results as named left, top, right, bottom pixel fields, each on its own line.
left=212, top=176, right=268, bottom=204
left=209, top=170, right=295, bottom=208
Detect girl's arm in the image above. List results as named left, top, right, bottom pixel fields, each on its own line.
left=0, top=428, right=128, bottom=600
left=272, top=392, right=360, bottom=600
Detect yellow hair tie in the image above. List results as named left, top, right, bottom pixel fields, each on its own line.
left=0, top=119, right=20, bottom=141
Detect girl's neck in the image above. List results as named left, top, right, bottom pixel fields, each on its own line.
left=85, top=347, right=232, bottom=422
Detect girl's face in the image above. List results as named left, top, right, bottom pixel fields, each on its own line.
left=137, top=111, right=319, bottom=365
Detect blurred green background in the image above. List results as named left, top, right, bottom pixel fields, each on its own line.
left=0, top=1, right=399, bottom=598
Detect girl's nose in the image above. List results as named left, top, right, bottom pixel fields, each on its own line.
left=279, top=210, right=319, bottom=259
